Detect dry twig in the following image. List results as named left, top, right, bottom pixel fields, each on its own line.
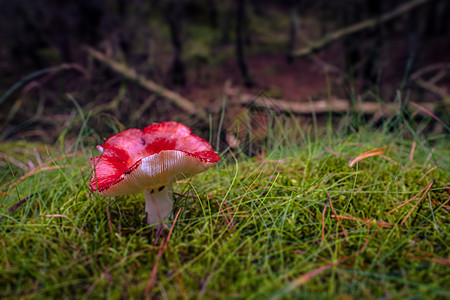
left=291, top=0, right=431, bottom=58
left=85, top=46, right=208, bottom=121
left=226, top=88, right=436, bottom=115
left=410, top=63, right=450, bottom=104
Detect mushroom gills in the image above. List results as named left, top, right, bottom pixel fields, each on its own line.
left=144, top=185, right=173, bottom=226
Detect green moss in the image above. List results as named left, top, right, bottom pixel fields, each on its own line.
left=0, top=117, right=449, bottom=299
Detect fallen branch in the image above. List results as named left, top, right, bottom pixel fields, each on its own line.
left=410, top=63, right=450, bottom=82
left=291, top=0, right=430, bottom=58
left=414, top=78, right=450, bottom=103
left=85, top=46, right=208, bottom=121
left=410, top=63, right=450, bottom=104
left=0, top=63, right=87, bottom=107
left=226, top=88, right=437, bottom=115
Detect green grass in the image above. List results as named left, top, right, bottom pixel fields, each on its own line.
left=0, top=111, right=449, bottom=299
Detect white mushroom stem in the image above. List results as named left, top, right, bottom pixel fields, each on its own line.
left=144, top=185, right=173, bottom=226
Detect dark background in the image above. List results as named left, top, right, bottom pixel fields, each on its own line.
left=0, top=0, right=449, bottom=145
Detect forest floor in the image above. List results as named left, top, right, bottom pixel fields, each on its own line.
left=0, top=112, right=449, bottom=299
left=1, top=7, right=449, bottom=298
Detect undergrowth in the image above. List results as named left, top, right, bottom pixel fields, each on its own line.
left=0, top=109, right=449, bottom=299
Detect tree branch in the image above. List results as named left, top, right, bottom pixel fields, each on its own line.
left=291, top=0, right=431, bottom=58
left=85, top=46, right=208, bottom=121
left=410, top=63, right=450, bottom=104
left=225, top=88, right=436, bottom=115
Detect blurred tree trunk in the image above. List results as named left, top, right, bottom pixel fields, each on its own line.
left=425, top=0, right=448, bottom=37
left=220, top=2, right=233, bottom=43
left=208, top=0, right=218, bottom=28
left=444, top=0, right=450, bottom=34
left=363, top=0, right=383, bottom=90
left=405, top=5, right=419, bottom=65
left=116, top=0, right=129, bottom=55
left=117, top=0, right=127, bottom=18
left=342, top=4, right=361, bottom=78
left=235, top=0, right=253, bottom=87
left=287, top=2, right=299, bottom=64
left=16, top=3, right=46, bottom=68
left=166, top=0, right=186, bottom=86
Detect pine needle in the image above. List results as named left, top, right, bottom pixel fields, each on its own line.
left=349, top=146, right=389, bottom=167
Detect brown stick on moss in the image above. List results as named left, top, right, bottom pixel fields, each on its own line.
left=226, top=88, right=436, bottom=115
left=85, top=46, right=208, bottom=121
left=291, top=0, right=431, bottom=58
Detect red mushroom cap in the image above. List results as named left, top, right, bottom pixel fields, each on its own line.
left=89, top=121, right=219, bottom=196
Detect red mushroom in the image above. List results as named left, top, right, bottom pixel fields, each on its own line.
left=89, top=121, right=219, bottom=227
